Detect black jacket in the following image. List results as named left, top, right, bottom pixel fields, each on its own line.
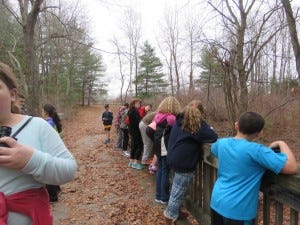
left=167, top=114, right=218, bottom=173
left=153, top=120, right=172, bottom=157
left=127, top=108, right=141, bottom=133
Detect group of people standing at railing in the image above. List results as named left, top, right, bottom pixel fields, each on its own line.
left=102, top=96, right=298, bottom=225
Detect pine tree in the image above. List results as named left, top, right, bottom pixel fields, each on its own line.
left=135, top=41, right=168, bottom=97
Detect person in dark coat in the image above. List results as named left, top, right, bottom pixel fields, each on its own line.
left=164, top=101, right=218, bottom=222
left=127, top=98, right=144, bottom=170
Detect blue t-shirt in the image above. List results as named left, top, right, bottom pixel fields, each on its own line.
left=210, top=138, right=287, bottom=220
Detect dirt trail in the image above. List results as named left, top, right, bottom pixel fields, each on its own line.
left=51, top=106, right=196, bottom=225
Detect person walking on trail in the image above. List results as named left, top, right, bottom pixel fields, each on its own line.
left=43, top=103, right=63, bottom=203
left=210, top=111, right=297, bottom=225
left=101, top=104, right=113, bottom=144
left=114, top=103, right=128, bottom=150
left=139, top=111, right=156, bottom=165
left=0, top=62, right=77, bottom=225
left=127, top=98, right=144, bottom=170
left=153, top=96, right=181, bottom=205
left=163, top=102, right=218, bottom=223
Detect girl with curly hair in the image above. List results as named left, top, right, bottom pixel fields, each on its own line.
left=163, top=101, right=218, bottom=222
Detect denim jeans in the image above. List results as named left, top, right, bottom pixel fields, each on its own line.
left=156, top=156, right=170, bottom=202
left=165, top=172, right=194, bottom=219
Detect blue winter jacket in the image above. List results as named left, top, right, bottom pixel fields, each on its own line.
left=167, top=114, right=218, bottom=173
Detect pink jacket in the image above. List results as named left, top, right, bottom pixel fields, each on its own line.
left=154, top=112, right=176, bottom=126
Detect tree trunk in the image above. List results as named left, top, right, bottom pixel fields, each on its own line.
left=281, top=0, right=300, bottom=81
left=169, top=52, right=174, bottom=96
left=236, top=11, right=248, bottom=114
left=189, top=35, right=194, bottom=95
left=173, top=52, right=180, bottom=94
left=19, top=0, right=43, bottom=115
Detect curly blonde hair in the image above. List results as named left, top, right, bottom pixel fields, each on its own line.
left=181, top=106, right=202, bottom=134
left=0, top=62, right=19, bottom=113
left=157, top=96, right=181, bottom=115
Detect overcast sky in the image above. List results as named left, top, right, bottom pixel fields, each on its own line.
left=79, top=0, right=300, bottom=98
left=80, top=0, right=206, bottom=98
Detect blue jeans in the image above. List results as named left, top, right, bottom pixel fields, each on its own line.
left=165, top=172, right=194, bottom=219
left=156, top=156, right=170, bottom=202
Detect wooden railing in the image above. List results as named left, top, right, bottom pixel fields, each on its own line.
left=185, top=145, right=300, bottom=225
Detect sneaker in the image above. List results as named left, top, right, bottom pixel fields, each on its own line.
left=155, top=199, right=168, bottom=204
left=128, top=162, right=133, bottom=167
left=163, top=210, right=177, bottom=223
left=160, top=200, right=168, bottom=205
left=122, top=151, right=130, bottom=157
left=132, top=163, right=144, bottom=170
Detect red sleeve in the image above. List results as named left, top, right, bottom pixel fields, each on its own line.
left=139, top=107, right=146, bottom=118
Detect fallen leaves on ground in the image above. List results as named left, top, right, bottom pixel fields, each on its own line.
left=52, top=105, right=178, bottom=225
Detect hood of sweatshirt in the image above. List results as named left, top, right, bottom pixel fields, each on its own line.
left=154, top=112, right=176, bottom=125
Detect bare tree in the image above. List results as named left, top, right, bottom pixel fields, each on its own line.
left=184, top=14, right=202, bottom=95
left=112, top=36, right=130, bottom=103
left=281, top=0, right=300, bottom=81
left=162, top=8, right=181, bottom=95
left=122, top=8, right=141, bottom=97
left=209, top=0, right=283, bottom=114
left=2, top=0, right=44, bottom=114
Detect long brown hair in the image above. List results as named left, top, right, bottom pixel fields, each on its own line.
left=129, top=98, right=141, bottom=110
left=181, top=106, right=202, bottom=134
left=0, top=62, right=19, bottom=113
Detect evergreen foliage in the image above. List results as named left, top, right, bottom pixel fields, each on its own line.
left=135, top=41, right=168, bottom=98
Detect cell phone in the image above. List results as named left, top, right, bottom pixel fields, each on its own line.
left=271, top=147, right=281, bottom=153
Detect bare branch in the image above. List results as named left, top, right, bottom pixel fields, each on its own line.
left=208, top=1, right=237, bottom=25
left=264, top=97, right=300, bottom=118
left=1, top=0, right=22, bottom=25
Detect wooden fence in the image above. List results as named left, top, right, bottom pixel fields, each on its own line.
left=185, top=145, right=300, bottom=225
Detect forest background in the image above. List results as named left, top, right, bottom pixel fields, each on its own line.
left=0, top=0, right=300, bottom=157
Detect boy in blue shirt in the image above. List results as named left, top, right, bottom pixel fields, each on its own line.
left=210, top=111, right=297, bottom=225
left=102, top=104, right=113, bottom=144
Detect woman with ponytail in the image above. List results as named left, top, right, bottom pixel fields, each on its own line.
left=163, top=101, right=218, bottom=223
left=43, top=104, right=63, bottom=202
left=43, top=104, right=62, bottom=134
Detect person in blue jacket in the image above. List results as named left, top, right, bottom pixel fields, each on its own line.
left=164, top=100, right=218, bottom=222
